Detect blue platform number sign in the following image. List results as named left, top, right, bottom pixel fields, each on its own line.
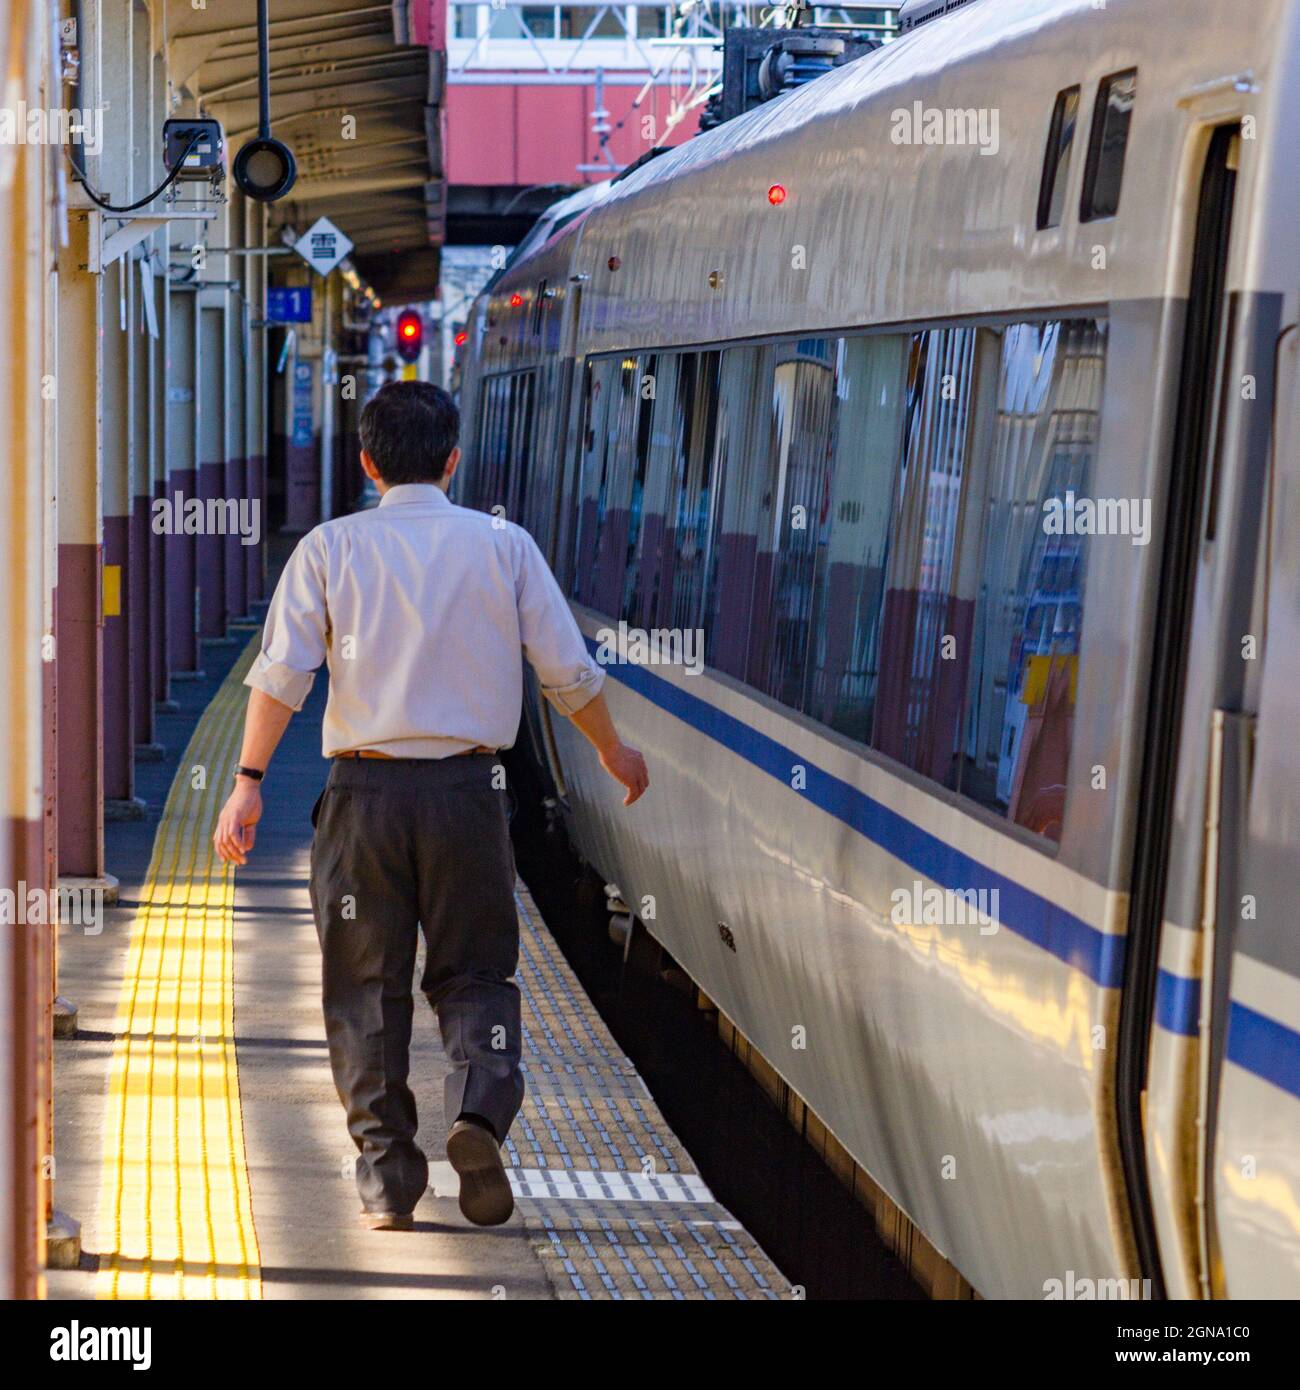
left=269, top=286, right=312, bottom=323
left=291, top=362, right=314, bottom=448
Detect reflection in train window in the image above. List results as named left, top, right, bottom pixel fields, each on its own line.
left=668, top=352, right=721, bottom=631
left=803, top=335, right=910, bottom=742
left=871, top=326, right=983, bottom=788
left=1037, top=85, right=1081, bottom=230
left=1081, top=69, right=1137, bottom=221
left=570, top=356, right=643, bottom=615
left=759, top=340, right=838, bottom=707
left=620, top=352, right=720, bottom=630
left=703, top=344, right=779, bottom=684
left=957, top=319, right=1107, bottom=841
left=620, top=354, right=680, bottom=628
left=473, top=370, right=536, bottom=524
left=574, top=315, right=1106, bottom=845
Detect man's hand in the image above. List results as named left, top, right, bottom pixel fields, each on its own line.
left=599, top=741, right=649, bottom=806
left=213, top=779, right=264, bottom=865
left=566, top=692, right=648, bottom=806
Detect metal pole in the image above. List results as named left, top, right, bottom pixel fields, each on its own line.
left=257, top=0, right=272, bottom=140
left=319, top=283, right=334, bottom=522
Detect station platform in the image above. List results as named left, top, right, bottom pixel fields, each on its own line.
left=46, top=631, right=790, bottom=1301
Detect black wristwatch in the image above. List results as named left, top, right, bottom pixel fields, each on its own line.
left=234, top=765, right=265, bottom=783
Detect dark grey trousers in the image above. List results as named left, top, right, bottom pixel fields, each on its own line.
left=308, top=753, right=524, bottom=1216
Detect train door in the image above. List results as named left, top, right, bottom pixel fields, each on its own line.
left=1205, top=315, right=1300, bottom=1299
left=1122, top=123, right=1248, bottom=1299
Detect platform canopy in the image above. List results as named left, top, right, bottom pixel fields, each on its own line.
left=169, top=0, right=443, bottom=301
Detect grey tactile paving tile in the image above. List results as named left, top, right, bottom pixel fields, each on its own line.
left=509, top=887, right=791, bottom=1300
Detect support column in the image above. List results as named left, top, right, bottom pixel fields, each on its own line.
left=1, top=0, right=59, bottom=1296
left=102, top=255, right=138, bottom=816
left=197, top=296, right=229, bottom=639
left=225, top=281, right=250, bottom=623
left=129, top=245, right=157, bottom=756
left=147, top=47, right=170, bottom=716
left=127, top=13, right=158, bottom=760
left=166, top=285, right=203, bottom=676
left=98, top=5, right=139, bottom=818
left=150, top=230, right=171, bottom=711
left=55, top=180, right=107, bottom=879
left=245, top=202, right=267, bottom=604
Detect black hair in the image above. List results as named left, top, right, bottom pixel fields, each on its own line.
left=358, top=380, right=460, bottom=485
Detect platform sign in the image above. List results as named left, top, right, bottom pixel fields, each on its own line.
left=268, top=286, right=313, bottom=323
left=294, top=217, right=352, bottom=277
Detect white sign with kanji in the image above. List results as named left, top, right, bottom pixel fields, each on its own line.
left=295, top=216, right=353, bottom=277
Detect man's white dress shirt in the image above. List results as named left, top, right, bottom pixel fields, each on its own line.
left=245, top=483, right=605, bottom=758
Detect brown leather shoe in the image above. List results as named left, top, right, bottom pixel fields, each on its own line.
left=358, top=1210, right=414, bottom=1231
left=446, top=1119, right=514, bottom=1226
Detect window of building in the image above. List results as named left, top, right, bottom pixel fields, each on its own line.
left=486, top=5, right=528, bottom=38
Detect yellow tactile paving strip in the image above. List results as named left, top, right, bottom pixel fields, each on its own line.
left=96, top=638, right=262, bottom=1300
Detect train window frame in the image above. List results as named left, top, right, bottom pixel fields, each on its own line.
left=1080, top=68, right=1138, bottom=222
left=1036, top=85, right=1081, bottom=231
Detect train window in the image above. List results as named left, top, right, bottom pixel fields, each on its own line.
left=617, top=353, right=658, bottom=621
left=671, top=316, right=1106, bottom=847
left=620, top=355, right=681, bottom=628
left=956, top=319, right=1107, bottom=841
left=508, top=371, right=535, bottom=525
left=570, top=356, right=644, bottom=616
left=472, top=371, right=538, bottom=524
left=531, top=280, right=547, bottom=337
left=703, top=344, right=780, bottom=683
left=871, top=327, right=983, bottom=788
left=472, top=374, right=512, bottom=513
left=756, top=341, right=838, bottom=706
left=621, top=353, right=721, bottom=629
left=668, top=353, right=721, bottom=630
left=801, top=335, right=910, bottom=741
left=1081, top=69, right=1137, bottom=221
left=520, top=361, right=555, bottom=546
left=1037, top=85, right=1081, bottom=230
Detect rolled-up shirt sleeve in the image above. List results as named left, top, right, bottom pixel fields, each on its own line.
left=244, top=531, right=328, bottom=712
left=514, top=528, right=605, bottom=716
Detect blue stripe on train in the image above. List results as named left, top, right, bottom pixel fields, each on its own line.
left=589, top=639, right=1124, bottom=987
left=592, top=642, right=1300, bottom=1100
left=1155, top=969, right=1200, bottom=1038
left=1227, top=1001, right=1300, bottom=1100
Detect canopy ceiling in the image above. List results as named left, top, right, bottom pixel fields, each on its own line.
left=171, top=0, right=444, bottom=301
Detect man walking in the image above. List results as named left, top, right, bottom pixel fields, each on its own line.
left=213, top=381, right=648, bottom=1230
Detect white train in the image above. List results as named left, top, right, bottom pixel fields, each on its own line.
left=455, top=0, right=1300, bottom=1299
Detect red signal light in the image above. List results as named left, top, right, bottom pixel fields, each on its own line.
left=395, top=308, right=423, bottom=362
left=767, top=183, right=787, bottom=206
left=509, top=292, right=523, bottom=308
left=454, top=330, right=468, bottom=347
